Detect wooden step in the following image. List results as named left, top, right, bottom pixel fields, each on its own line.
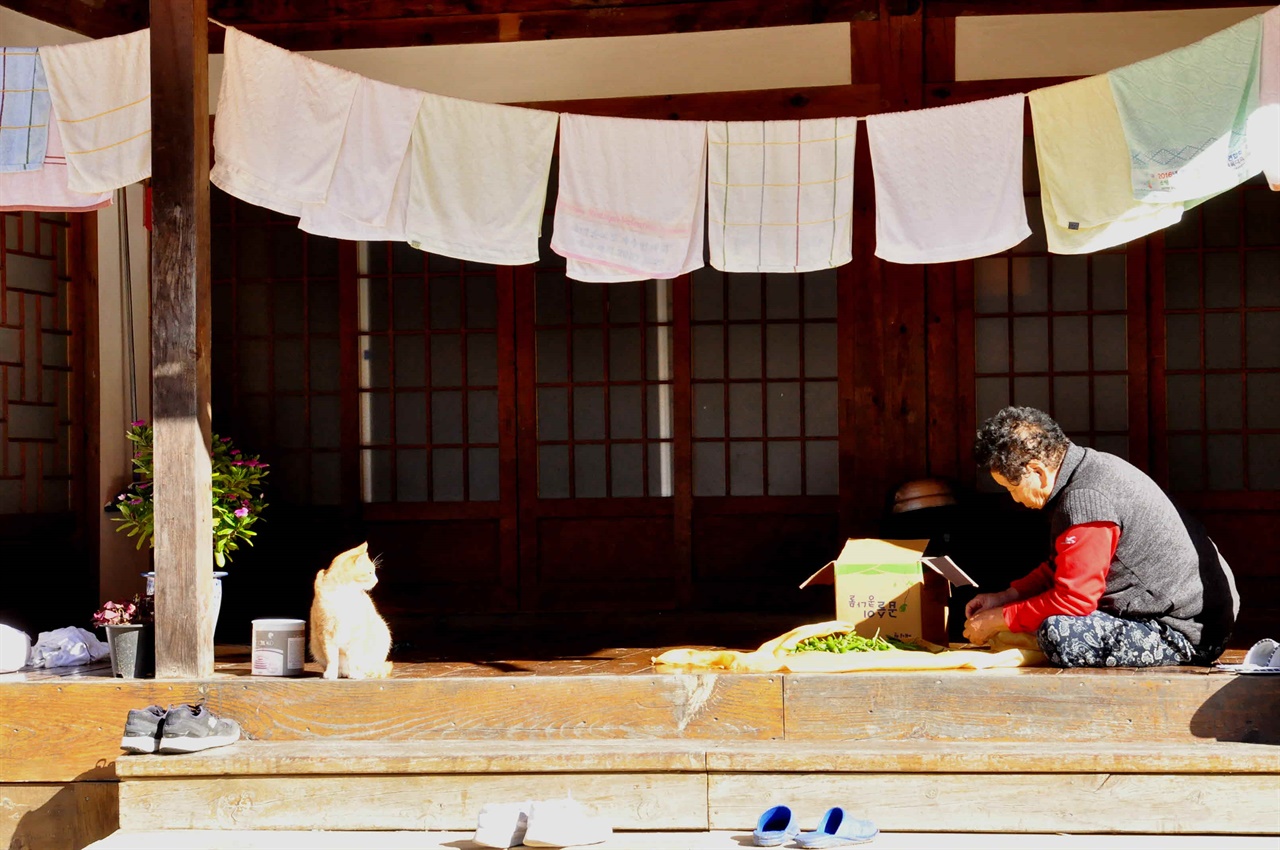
left=116, top=739, right=1280, bottom=777
left=9, top=666, right=1279, bottom=783
left=83, top=829, right=1280, bottom=850
left=115, top=739, right=1280, bottom=835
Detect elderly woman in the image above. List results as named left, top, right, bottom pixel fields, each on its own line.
left=964, top=406, right=1239, bottom=667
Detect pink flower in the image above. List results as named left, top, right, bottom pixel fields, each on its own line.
left=230, top=449, right=241, bottom=456
left=117, top=494, right=126, bottom=501
left=231, top=460, right=244, bottom=466
left=234, top=507, right=249, bottom=518
left=220, top=437, right=232, bottom=443
left=129, top=498, right=142, bottom=505
left=130, top=419, right=146, bottom=427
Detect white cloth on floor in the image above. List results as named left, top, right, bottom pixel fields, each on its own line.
left=211, top=27, right=360, bottom=216
left=1108, top=15, right=1263, bottom=204
left=0, top=47, right=51, bottom=173
left=404, top=93, right=558, bottom=265
left=39, top=29, right=150, bottom=193
left=1253, top=7, right=1280, bottom=190
left=551, top=113, right=707, bottom=282
left=0, top=102, right=113, bottom=212
left=473, top=801, right=533, bottom=849
left=28, top=626, right=110, bottom=669
left=0, top=624, right=32, bottom=673
left=867, top=94, right=1030, bottom=264
left=1029, top=75, right=1185, bottom=255
left=522, top=799, right=612, bottom=848
left=707, top=117, right=856, bottom=273
left=297, top=76, right=423, bottom=237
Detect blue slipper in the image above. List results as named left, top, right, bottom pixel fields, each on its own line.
left=753, top=805, right=800, bottom=847
left=795, top=807, right=878, bottom=848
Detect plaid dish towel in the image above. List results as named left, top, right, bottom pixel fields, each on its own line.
left=0, top=47, right=51, bottom=173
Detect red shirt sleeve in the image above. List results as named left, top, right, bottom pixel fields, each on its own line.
left=1010, top=562, right=1053, bottom=598
left=1002, top=521, right=1119, bottom=634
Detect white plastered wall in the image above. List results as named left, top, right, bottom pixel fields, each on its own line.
left=956, top=6, right=1270, bottom=81
left=0, top=3, right=1266, bottom=609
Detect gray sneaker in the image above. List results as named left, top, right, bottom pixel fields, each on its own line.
left=120, top=705, right=167, bottom=754
left=157, top=704, right=241, bottom=754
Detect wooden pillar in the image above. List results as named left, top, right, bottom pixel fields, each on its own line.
left=150, top=0, right=213, bottom=678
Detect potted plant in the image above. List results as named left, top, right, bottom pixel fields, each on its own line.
left=109, top=420, right=269, bottom=630
left=94, top=595, right=154, bottom=678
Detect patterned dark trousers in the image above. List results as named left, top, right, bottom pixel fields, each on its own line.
left=1036, top=611, right=1196, bottom=668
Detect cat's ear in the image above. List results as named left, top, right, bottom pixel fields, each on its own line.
left=357, top=542, right=369, bottom=552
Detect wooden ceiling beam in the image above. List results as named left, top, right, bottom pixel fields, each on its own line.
left=0, top=0, right=147, bottom=39
left=516, top=82, right=883, bottom=121
left=925, top=1, right=1269, bottom=17
left=206, top=0, right=878, bottom=51
left=206, top=0, right=872, bottom=25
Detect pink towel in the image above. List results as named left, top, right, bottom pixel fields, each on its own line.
left=0, top=104, right=112, bottom=212
left=551, top=113, right=707, bottom=282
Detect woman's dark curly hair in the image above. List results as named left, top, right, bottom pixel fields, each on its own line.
left=973, top=406, right=1070, bottom=482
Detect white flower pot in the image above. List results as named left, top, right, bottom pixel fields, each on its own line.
left=142, top=571, right=228, bottom=633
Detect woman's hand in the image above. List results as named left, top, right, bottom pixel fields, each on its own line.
left=964, top=588, right=1019, bottom=619
left=962, top=607, right=1009, bottom=646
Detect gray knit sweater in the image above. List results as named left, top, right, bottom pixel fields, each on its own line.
left=1047, top=443, right=1239, bottom=650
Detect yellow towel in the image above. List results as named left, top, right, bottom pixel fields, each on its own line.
left=1029, top=75, right=1184, bottom=255
left=652, top=620, right=1044, bottom=673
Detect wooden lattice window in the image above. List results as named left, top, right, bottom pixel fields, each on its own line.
left=0, top=211, right=74, bottom=514
left=1158, top=175, right=1280, bottom=492
left=973, top=139, right=1131, bottom=462
left=357, top=244, right=502, bottom=503
left=211, top=188, right=343, bottom=505
left=531, top=262, right=675, bottom=500
left=690, top=267, right=839, bottom=497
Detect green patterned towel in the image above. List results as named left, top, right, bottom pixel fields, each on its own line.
left=1108, top=15, right=1263, bottom=204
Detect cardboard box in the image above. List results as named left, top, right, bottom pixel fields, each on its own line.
left=799, top=539, right=977, bottom=644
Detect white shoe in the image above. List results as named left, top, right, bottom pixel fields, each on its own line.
left=522, top=799, right=613, bottom=848
left=473, top=800, right=532, bottom=849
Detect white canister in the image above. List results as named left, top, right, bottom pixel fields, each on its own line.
left=251, top=619, right=306, bottom=676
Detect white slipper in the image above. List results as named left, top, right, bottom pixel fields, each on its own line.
left=473, top=800, right=532, bottom=849
left=522, top=799, right=613, bottom=848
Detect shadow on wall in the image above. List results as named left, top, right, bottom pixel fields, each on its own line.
left=881, top=481, right=1049, bottom=641
left=0, top=527, right=96, bottom=639
left=4, top=773, right=119, bottom=850
left=1189, top=676, right=1280, bottom=744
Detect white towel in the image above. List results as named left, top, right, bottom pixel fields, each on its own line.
left=39, top=29, right=150, bottom=194
left=0, top=48, right=50, bottom=172
left=551, top=113, right=707, bottom=282
left=404, top=94, right=558, bottom=265
left=297, top=77, right=423, bottom=238
left=1108, top=15, right=1263, bottom=204
left=707, top=117, right=856, bottom=273
left=211, top=28, right=360, bottom=216
left=299, top=145, right=413, bottom=242
left=867, top=94, right=1030, bottom=264
left=1029, top=75, right=1185, bottom=255
left=1255, top=7, right=1280, bottom=190
left=0, top=103, right=113, bottom=212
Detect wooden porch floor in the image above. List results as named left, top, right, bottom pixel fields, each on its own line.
left=1, top=643, right=1252, bottom=682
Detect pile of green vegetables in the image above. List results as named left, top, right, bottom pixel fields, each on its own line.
left=790, top=632, right=926, bottom=654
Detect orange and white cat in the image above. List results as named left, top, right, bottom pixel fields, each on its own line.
left=309, top=542, right=393, bottom=680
